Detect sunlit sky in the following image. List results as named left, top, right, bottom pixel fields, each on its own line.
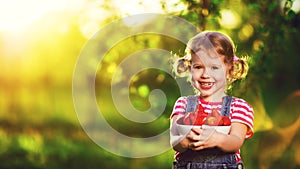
left=0, top=0, right=184, bottom=33
left=0, top=0, right=82, bottom=31
left=1, top=0, right=300, bottom=32
left=0, top=0, right=186, bottom=79
left=0, top=0, right=299, bottom=64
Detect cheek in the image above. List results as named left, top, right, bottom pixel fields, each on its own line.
left=190, top=73, right=196, bottom=82
left=191, top=70, right=200, bottom=79
left=190, top=71, right=199, bottom=83
left=215, top=71, right=227, bottom=82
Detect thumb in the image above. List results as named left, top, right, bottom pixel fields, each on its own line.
left=199, top=125, right=216, bottom=141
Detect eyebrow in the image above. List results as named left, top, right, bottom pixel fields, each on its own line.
left=192, top=62, right=222, bottom=67
left=211, top=64, right=222, bottom=67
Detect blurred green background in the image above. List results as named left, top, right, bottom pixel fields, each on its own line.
left=0, top=0, right=300, bottom=169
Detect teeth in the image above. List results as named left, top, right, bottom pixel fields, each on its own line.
left=201, top=82, right=213, bottom=86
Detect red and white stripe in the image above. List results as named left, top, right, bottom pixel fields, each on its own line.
left=171, top=95, right=254, bottom=162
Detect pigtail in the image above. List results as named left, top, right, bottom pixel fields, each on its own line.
left=231, top=56, right=249, bottom=80
left=172, top=54, right=191, bottom=78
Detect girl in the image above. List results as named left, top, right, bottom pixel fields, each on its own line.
left=170, top=31, right=254, bottom=169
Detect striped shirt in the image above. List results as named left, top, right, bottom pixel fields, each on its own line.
left=171, top=95, right=254, bottom=161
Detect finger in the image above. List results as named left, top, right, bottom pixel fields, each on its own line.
left=188, top=143, right=195, bottom=149
left=192, top=141, right=204, bottom=147
left=191, top=127, right=202, bottom=134
left=194, top=145, right=205, bottom=151
left=190, top=143, right=205, bottom=151
left=187, top=135, right=200, bottom=141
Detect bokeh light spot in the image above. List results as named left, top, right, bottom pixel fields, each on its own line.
left=138, top=85, right=150, bottom=98
left=238, top=24, right=254, bottom=41
left=253, top=40, right=264, bottom=51
left=218, top=9, right=241, bottom=29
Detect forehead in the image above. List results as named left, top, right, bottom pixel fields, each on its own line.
left=191, top=50, right=224, bottom=65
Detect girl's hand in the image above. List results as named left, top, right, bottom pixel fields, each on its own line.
left=170, top=114, right=204, bottom=152
left=179, top=129, right=198, bottom=150
left=186, top=126, right=220, bottom=151
left=187, top=123, right=247, bottom=152
left=171, top=128, right=200, bottom=152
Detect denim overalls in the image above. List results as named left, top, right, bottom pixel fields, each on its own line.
left=173, top=96, right=244, bottom=169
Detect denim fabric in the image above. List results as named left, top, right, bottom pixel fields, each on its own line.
left=173, top=154, right=244, bottom=169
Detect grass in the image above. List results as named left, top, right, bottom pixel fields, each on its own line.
left=0, top=117, right=174, bottom=169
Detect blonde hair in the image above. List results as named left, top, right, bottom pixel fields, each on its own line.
left=173, top=31, right=249, bottom=89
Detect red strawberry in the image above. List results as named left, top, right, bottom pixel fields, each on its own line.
left=206, top=109, right=222, bottom=126
left=183, top=114, right=192, bottom=125
left=176, top=116, right=184, bottom=125
left=194, top=112, right=208, bottom=125
left=197, top=104, right=205, bottom=114
left=183, top=112, right=196, bottom=125
left=206, top=116, right=218, bottom=126
left=218, top=118, right=224, bottom=126
left=222, top=116, right=231, bottom=126
left=193, top=104, right=208, bottom=125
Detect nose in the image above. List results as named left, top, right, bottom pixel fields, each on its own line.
left=201, top=68, right=210, bottom=78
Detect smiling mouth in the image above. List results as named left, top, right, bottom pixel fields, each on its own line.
left=200, top=82, right=214, bottom=89
left=200, top=82, right=213, bottom=86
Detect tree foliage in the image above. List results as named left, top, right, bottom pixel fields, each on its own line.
left=1, top=0, right=300, bottom=169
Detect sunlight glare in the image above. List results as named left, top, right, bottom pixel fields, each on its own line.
left=112, top=0, right=185, bottom=16
left=122, top=14, right=158, bottom=27
left=114, top=0, right=163, bottom=27
left=112, top=0, right=163, bottom=16
left=292, top=0, right=300, bottom=12
left=0, top=0, right=50, bottom=31
left=0, top=0, right=84, bottom=31
left=281, top=0, right=300, bottom=13
left=77, top=7, right=111, bottom=38
left=116, top=0, right=185, bottom=27
left=218, top=9, right=241, bottom=29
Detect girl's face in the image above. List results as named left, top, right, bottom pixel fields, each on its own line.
left=191, top=51, right=230, bottom=101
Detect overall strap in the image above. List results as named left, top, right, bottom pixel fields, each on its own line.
left=186, top=95, right=232, bottom=116
left=220, top=96, right=233, bottom=117
left=186, top=95, right=198, bottom=112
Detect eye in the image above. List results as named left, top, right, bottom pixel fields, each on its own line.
left=193, top=65, right=204, bottom=69
left=212, top=66, right=219, bottom=70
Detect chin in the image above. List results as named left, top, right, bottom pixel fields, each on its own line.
left=199, top=92, right=210, bottom=97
